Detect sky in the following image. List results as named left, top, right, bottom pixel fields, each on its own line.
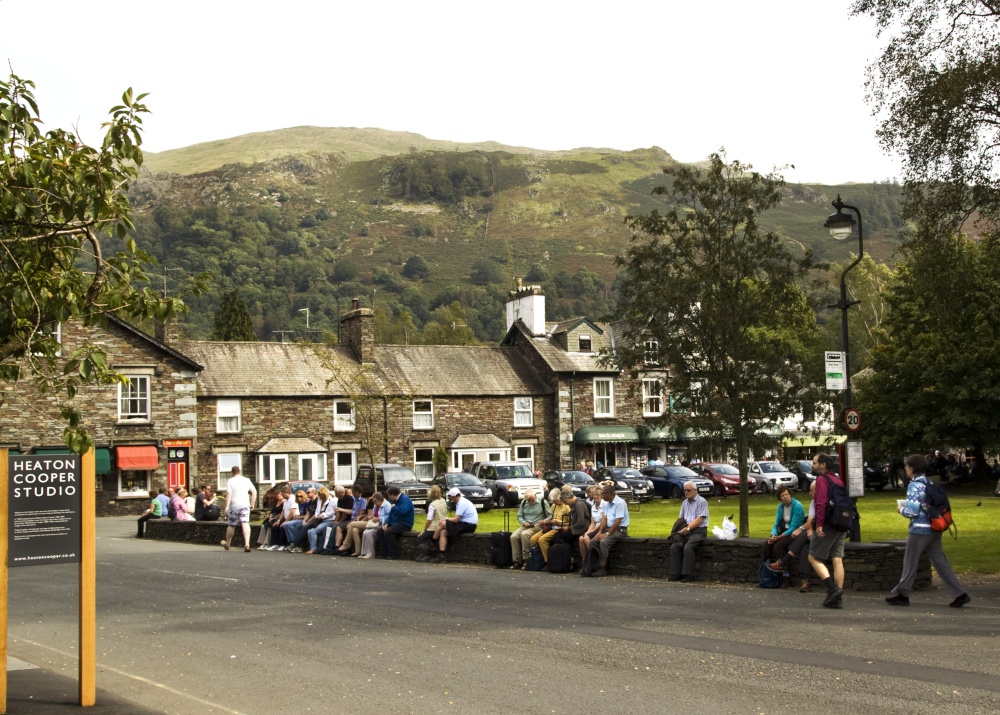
left=1, top=0, right=899, bottom=185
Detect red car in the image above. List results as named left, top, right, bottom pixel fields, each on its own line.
left=697, top=462, right=756, bottom=496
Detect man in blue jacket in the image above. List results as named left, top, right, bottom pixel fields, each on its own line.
left=377, top=486, right=414, bottom=559
left=886, top=454, right=970, bottom=608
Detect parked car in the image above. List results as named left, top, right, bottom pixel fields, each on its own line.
left=863, top=461, right=890, bottom=491
left=698, top=462, right=756, bottom=496
left=473, top=461, right=548, bottom=508
left=592, top=466, right=655, bottom=502
left=640, top=465, right=715, bottom=499
left=543, top=469, right=596, bottom=500
left=353, top=464, right=429, bottom=508
left=749, top=461, right=798, bottom=493
left=259, top=480, right=325, bottom=509
left=783, top=459, right=816, bottom=492
left=430, top=473, right=493, bottom=511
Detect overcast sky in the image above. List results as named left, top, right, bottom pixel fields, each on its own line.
left=2, top=0, right=897, bottom=185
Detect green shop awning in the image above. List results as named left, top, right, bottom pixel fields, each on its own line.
left=574, top=425, right=640, bottom=444
left=782, top=434, right=846, bottom=448
left=640, top=425, right=678, bottom=443
left=33, top=447, right=71, bottom=454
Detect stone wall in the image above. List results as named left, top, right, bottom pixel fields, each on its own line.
left=145, top=522, right=929, bottom=591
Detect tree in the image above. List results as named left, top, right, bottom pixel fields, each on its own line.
left=0, top=75, right=205, bottom=451
left=212, top=290, right=257, bottom=340
left=470, top=258, right=503, bottom=286
left=612, top=153, right=824, bottom=535
left=855, top=228, right=1000, bottom=477
left=852, top=0, right=1000, bottom=222
left=401, top=255, right=430, bottom=280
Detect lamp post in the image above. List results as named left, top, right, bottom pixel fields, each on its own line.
left=824, top=195, right=864, bottom=541
left=298, top=307, right=310, bottom=332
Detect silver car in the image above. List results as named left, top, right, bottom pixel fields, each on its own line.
left=750, top=461, right=798, bottom=493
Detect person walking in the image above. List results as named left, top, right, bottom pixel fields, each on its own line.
left=220, top=466, right=257, bottom=553
left=807, top=453, right=847, bottom=608
left=886, top=454, right=971, bottom=608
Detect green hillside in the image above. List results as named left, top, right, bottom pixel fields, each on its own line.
left=129, top=127, right=905, bottom=344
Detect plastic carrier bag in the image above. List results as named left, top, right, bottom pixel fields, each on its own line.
left=712, top=516, right=737, bottom=540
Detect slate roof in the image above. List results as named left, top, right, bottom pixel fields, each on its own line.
left=104, top=314, right=203, bottom=371
left=255, top=437, right=326, bottom=453
left=449, top=433, right=511, bottom=449
left=503, top=321, right=618, bottom=374
left=177, top=341, right=370, bottom=397
left=373, top=345, right=550, bottom=396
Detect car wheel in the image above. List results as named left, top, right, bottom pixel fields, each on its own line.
left=760, top=480, right=771, bottom=494
left=497, top=491, right=510, bottom=509
left=670, top=485, right=682, bottom=499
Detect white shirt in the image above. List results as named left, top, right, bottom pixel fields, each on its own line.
left=225, top=475, right=255, bottom=510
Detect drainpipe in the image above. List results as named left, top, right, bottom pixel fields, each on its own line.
left=383, top=397, right=389, bottom=463
left=570, top=372, right=576, bottom=467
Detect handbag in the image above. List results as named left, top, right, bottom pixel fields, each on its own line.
left=364, top=518, right=379, bottom=529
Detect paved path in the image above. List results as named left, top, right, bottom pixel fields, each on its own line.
left=5, top=517, right=999, bottom=714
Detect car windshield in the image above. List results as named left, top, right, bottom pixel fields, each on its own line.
left=758, top=463, right=787, bottom=473
left=562, top=471, right=591, bottom=483
left=448, top=474, right=481, bottom=486
left=709, top=464, right=739, bottom=475
left=615, top=468, right=644, bottom=479
left=798, top=461, right=814, bottom=474
left=667, top=466, right=698, bottom=478
left=383, top=468, right=417, bottom=483
left=496, top=465, right=532, bottom=478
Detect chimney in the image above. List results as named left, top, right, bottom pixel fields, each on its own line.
left=505, top=279, right=546, bottom=336
left=154, top=314, right=181, bottom=345
left=341, top=297, right=374, bottom=363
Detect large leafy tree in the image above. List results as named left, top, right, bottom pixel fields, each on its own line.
left=855, top=228, right=1000, bottom=475
left=853, top=0, right=1000, bottom=222
left=0, top=75, right=204, bottom=450
left=612, top=153, right=824, bottom=535
left=212, top=290, right=257, bottom=340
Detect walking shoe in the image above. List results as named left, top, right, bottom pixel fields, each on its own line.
left=415, top=553, right=432, bottom=562
left=359, top=554, right=373, bottom=559
left=244, top=546, right=251, bottom=553
left=823, top=594, right=843, bottom=609
left=592, top=568, right=607, bottom=578
left=821, top=587, right=843, bottom=607
left=289, top=546, right=302, bottom=553
left=766, top=560, right=784, bottom=573
left=509, top=561, right=522, bottom=570
left=949, top=593, right=971, bottom=608
left=667, top=575, right=682, bottom=582
left=885, top=594, right=910, bottom=606
left=434, top=553, right=447, bottom=563
left=798, top=580, right=812, bottom=593
left=220, top=540, right=230, bottom=551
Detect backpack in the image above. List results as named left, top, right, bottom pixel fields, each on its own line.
left=166, top=497, right=177, bottom=519
left=757, top=559, right=782, bottom=589
left=822, top=474, right=853, bottom=532
left=921, top=480, right=957, bottom=537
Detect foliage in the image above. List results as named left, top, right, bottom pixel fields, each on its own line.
left=401, top=255, right=430, bottom=280
left=821, top=253, right=897, bottom=374
left=613, top=153, right=825, bottom=535
left=212, top=290, right=257, bottom=340
left=0, top=74, right=205, bottom=451
left=386, top=152, right=492, bottom=204
left=853, top=0, right=1000, bottom=222
left=470, top=258, right=504, bottom=286
left=855, top=227, right=1000, bottom=469
left=433, top=445, right=448, bottom=476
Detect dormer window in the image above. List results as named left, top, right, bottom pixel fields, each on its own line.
left=578, top=334, right=592, bottom=352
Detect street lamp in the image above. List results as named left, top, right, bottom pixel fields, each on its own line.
left=298, top=308, right=310, bottom=332
left=824, top=195, right=864, bottom=540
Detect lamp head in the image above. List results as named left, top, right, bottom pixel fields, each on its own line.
left=824, top=195, right=855, bottom=240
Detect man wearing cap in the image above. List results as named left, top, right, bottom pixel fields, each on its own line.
left=434, top=487, right=479, bottom=562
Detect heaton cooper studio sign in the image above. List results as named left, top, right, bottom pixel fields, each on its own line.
left=8, top=454, right=82, bottom=566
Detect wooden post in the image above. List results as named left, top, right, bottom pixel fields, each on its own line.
left=1, top=448, right=8, bottom=715
left=79, top=448, right=95, bottom=707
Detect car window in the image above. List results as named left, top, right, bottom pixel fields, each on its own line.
left=758, top=463, right=785, bottom=473
left=451, top=474, right=479, bottom=486
left=712, top=465, right=739, bottom=475
left=511, top=465, right=532, bottom=478
left=384, top=468, right=416, bottom=483
left=667, top=466, right=698, bottom=478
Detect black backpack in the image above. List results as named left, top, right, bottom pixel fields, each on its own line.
left=822, top=474, right=853, bottom=532
left=757, top=559, right=782, bottom=588
left=166, top=497, right=177, bottom=519
left=921, top=480, right=957, bottom=537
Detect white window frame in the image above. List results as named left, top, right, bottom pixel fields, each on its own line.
left=217, top=453, right=243, bottom=491
left=514, top=397, right=533, bottom=427
left=298, top=453, right=327, bottom=482
left=451, top=450, right=477, bottom=472
left=216, top=399, right=241, bottom=433
left=578, top=334, right=592, bottom=352
left=413, top=399, right=434, bottom=430
left=642, top=377, right=664, bottom=417
left=333, top=400, right=356, bottom=431
left=117, top=469, right=150, bottom=498
left=594, top=377, right=614, bottom=417
left=333, top=450, right=356, bottom=485
left=118, top=374, right=151, bottom=422
left=258, top=454, right=289, bottom=484
left=644, top=338, right=659, bottom=365
left=413, top=448, right=435, bottom=481
left=487, top=451, right=504, bottom=462
left=514, top=445, right=535, bottom=471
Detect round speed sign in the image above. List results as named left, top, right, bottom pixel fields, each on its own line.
left=844, top=407, right=862, bottom=433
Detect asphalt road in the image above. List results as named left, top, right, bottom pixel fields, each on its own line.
left=6, top=518, right=1000, bottom=715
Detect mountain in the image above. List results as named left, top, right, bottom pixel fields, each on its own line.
left=129, top=127, right=905, bottom=343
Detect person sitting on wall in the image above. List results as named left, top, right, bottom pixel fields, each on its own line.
left=509, top=489, right=550, bottom=570
left=762, top=485, right=805, bottom=563
left=155, top=487, right=171, bottom=519
left=415, top=485, right=448, bottom=562
left=257, top=489, right=286, bottom=549
left=432, top=487, right=479, bottom=562
left=529, top=488, right=570, bottom=569
left=577, top=486, right=605, bottom=562
left=337, top=485, right=375, bottom=556
left=376, top=486, right=414, bottom=559
left=282, top=487, right=317, bottom=552
left=322, top=485, right=361, bottom=553
left=171, top=488, right=195, bottom=522
left=768, top=480, right=817, bottom=591
left=196, top=486, right=220, bottom=521
left=562, top=485, right=591, bottom=566
left=136, top=491, right=166, bottom=538
left=667, top=481, right=709, bottom=583
left=359, top=492, right=389, bottom=559
left=264, top=486, right=297, bottom=551
left=304, top=486, right=337, bottom=554
left=584, top=484, right=629, bottom=578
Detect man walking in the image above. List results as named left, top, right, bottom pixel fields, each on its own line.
left=886, top=454, right=971, bottom=608
left=668, top=481, right=708, bottom=582
left=220, top=466, right=257, bottom=553
left=808, top=453, right=846, bottom=608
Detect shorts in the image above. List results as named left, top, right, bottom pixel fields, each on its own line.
left=810, top=529, right=846, bottom=561
left=445, top=520, right=477, bottom=539
left=226, top=506, right=251, bottom=526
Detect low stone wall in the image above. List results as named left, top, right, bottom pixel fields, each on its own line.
left=145, top=521, right=930, bottom=591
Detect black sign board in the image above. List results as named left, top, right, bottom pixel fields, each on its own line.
left=8, top=454, right=82, bottom=566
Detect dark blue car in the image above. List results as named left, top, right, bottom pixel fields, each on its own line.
left=640, top=465, right=714, bottom=499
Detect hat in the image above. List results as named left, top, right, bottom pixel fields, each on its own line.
left=447, top=487, right=462, bottom=498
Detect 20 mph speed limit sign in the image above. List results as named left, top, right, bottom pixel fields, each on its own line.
left=844, top=407, right=862, bottom=433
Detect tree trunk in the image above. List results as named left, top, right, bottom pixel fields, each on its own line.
left=736, top=432, right=750, bottom=537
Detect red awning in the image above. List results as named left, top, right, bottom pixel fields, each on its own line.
left=116, top=446, right=160, bottom=470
